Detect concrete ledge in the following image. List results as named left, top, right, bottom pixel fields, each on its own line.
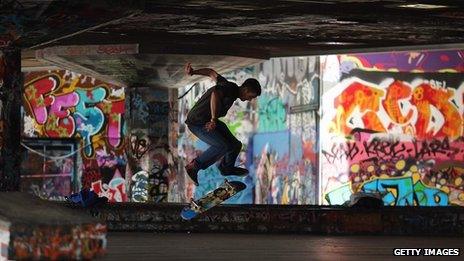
left=0, top=192, right=107, bottom=260
left=93, top=203, right=464, bottom=236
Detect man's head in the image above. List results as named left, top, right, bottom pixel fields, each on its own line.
left=239, top=78, right=261, bottom=101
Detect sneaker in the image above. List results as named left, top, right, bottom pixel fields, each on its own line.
left=185, top=160, right=199, bottom=186
left=218, top=165, right=249, bottom=177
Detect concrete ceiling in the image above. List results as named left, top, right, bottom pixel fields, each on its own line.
left=4, top=0, right=464, bottom=88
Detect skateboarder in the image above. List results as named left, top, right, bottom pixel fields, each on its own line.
left=184, top=63, right=261, bottom=186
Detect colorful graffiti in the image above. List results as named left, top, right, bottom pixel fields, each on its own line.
left=126, top=88, right=178, bottom=203
left=23, top=73, right=125, bottom=157
left=22, top=70, right=127, bottom=201
left=324, top=152, right=458, bottom=206
left=127, top=133, right=174, bottom=203
left=325, top=78, right=464, bottom=139
left=321, top=50, right=464, bottom=206
left=80, top=148, right=126, bottom=202
left=178, top=57, right=319, bottom=204
left=322, top=132, right=464, bottom=206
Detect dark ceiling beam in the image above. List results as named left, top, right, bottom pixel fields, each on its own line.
left=36, top=28, right=457, bottom=58
left=142, top=0, right=464, bottom=18
left=29, top=10, right=143, bottom=50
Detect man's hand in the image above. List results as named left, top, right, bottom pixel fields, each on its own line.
left=184, top=63, right=219, bottom=82
left=204, top=119, right=217, bottom=132
left=185, top=63, right=194, bottom=76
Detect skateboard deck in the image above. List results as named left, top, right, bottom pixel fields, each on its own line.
left=181, top=179, right=246, bottom=220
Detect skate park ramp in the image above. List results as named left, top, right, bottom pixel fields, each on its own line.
left=0, top=192, right=106, bottom=260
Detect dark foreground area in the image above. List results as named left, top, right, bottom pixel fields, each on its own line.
left=101, top=232, right=464, bottom=261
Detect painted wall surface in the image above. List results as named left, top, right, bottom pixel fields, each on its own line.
left=321, top=50, right=464, bottom=206
left=126, top=88, right=180, bottom=203
left=0, top=51, right=4, bottom=181
left=179, top=57, right=319, bottom=204
left=22, top=70, right=127, bottom=201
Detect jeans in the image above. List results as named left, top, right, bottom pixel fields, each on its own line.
left=187, top=120, right=242, bottom=170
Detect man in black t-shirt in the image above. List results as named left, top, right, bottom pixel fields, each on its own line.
left=184, top=63, right=261, bottom=186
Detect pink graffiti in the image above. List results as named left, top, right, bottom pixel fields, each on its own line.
left=45, top=92, right=79, bottom=137
left=105, top=99, right=125, bottom=148
left=24, top=76, right=59, bottom=124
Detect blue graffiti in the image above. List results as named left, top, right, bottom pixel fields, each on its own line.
left=325, top=183, right=352, bottom=205
left=131, top=93, right=149, bottom=124
left=73, top=87, right=106, bottom=157
left=361, top=177, right=448, bottom=206
left=258, top=94, right=286, bottom=132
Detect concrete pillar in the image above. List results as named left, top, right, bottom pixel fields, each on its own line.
left=0, top=48, right=22, bottom=191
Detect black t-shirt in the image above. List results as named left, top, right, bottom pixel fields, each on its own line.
left=186, top=75, right=239, bottom=125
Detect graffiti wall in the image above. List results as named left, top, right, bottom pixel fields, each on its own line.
left=22, top=70, right=127, bottom=201
left=179, top=57, right=319, bottom=204
left=321, top=50, right=464, bottom=206
left=126, top=87, right=179, bottom=203
left=0, top=51, right=4, bottom=183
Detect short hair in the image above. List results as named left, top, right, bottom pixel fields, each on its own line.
left=242, top=78, right=261, bottom=96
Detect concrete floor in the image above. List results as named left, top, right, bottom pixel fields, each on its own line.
left=101, top=232, right=464, bottom=261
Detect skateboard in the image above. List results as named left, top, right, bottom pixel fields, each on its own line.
left=181, top=179, right=246, bottom=220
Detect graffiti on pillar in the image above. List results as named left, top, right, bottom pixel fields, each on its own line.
left=167, top=89, right=181, bottom=202
left=148, top=153, right=169, bottom=202
left=147, top=101, right=169, bottom=138
left=126, top=87, right=178, bottom=203
left=22, top=70, right=127, bottom=201
left=127, top=131, right=176, bottom=203
left=321, top=49, right=464, bottom=206
left=178, top=57, right=319, bottom=204
left=131, top=170, right=149, bottom=202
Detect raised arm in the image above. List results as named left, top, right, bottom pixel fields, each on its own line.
left=185, top=63, right=219, bottom=82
